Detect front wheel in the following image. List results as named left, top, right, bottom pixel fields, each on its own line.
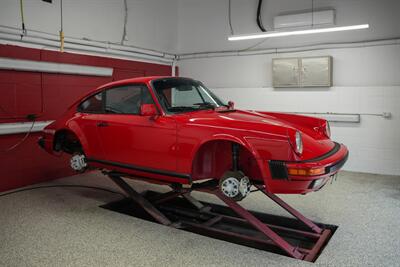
left=219, top=171, right=251, bottom=201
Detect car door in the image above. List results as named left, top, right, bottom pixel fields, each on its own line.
left=76, top=91, right=105, bottom=158
left=95, top=84, right=178, bottom=172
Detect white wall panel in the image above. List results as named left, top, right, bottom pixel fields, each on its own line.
left=180, top=42, right=400, bottom=176
left=180, top=44, right=400, bottom=87
left=177, top=0, right=400, bottom=54
left=0, top=57, right=113, bottom=76
left=205, top=86, right=400, bottom=175
left=0, top=121, right=53, bottom=135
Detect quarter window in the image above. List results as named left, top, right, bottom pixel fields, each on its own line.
left=104, top=85, right=154, bottom=114
left=79, top=92, right=103, bottom=113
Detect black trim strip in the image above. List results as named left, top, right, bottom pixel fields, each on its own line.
left=87, top=158, right=191, bottom=181
left=292, top=142, right=341, bottom=163
left=269, top=142, right=344, bottom=179
left=326, top=151, right=349, bottom=173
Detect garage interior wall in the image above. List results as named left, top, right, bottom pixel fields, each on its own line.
left=0, top=0, right=178, bottom=54
left=0, top=0, right=399, bottom=194
left=0, top=0, right=178, bottom=192
left=0, top=45, right=173, bottom=193
left=178, top=0, right=400, bottom=176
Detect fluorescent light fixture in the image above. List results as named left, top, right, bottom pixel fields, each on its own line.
left=228, top=24, right=369, bottom=41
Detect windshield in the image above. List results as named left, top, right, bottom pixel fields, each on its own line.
left=152, top=78, right=226, bottom=114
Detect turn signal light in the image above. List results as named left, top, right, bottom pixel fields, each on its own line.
left=287, top=167, right=325, bottom=176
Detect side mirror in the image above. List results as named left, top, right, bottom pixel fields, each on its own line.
left=140, top=104, right=158, bottom=117
left=228, top=101, right=235, bottom=110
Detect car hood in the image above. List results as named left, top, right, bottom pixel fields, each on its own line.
left=180, top=109, right=335, bottom=160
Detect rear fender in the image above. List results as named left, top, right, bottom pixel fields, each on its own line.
left=54, top=124, right=88, bottom=155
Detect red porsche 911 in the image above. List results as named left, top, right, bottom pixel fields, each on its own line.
left=38, top=76, right=348, bottom=200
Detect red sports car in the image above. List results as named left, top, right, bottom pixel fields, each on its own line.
left=38, top=76, right=348, bottom=200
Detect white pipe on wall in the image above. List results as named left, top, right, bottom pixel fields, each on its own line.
left=0, top=25, right=175, bottom=64
left=293, top=112, right=361, bottom=123
left=171, top=58, right=177, bottom=76
left=178, top=38, right=400, bottom=60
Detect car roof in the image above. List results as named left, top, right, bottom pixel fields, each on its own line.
left=96, top=76, right=198, bottom=90
left=99, top=76, right=169, bottom=88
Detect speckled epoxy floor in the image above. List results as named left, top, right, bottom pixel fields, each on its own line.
left=1, top=171, right=399, bottom=267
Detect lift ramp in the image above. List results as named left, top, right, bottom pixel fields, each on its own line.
left=101, top=173, right=337, bottom=262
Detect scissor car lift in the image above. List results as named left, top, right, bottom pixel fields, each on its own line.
left=103, top=172, right=336, bottom=262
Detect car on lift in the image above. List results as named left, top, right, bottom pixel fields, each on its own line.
left=38, top=76, right=348, bottom=201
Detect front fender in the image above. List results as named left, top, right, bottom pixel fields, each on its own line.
left=190, top=134, right=261, bottom=164
left=187, top=134, right=267, bottom=181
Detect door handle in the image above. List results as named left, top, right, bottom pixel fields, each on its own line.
left=96, top=121, right=109, bottom=127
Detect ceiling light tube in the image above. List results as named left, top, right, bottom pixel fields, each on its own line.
left=228, top=24, right=369, bottom=41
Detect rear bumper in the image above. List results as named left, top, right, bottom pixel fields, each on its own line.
left=267, top=143, right=349, bottom=194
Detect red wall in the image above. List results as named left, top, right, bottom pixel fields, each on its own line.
left=0, top=44, right=173, bottom=192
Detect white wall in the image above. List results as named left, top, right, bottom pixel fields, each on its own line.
left=177, top=0, right=400, bottom=54
left=0, top=0, right=178, bottom=54
left=179, top=43, right=400, bottom=176
left=178, top=0, right=400, bottom=176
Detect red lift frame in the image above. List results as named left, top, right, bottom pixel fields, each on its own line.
left=106, top=172, right=332, bottom=262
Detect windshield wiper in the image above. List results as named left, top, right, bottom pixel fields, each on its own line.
left=168, top=106, right=197, bottom=112
left=217, top=103, right=236, bottom=113
left=193, top=102, right=216, bottom=110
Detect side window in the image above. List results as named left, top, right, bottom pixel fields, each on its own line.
left=79, top=92, right=103, bottom=113
left=104, top=85, right=154, bottom=114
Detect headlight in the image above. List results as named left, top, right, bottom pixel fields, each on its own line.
left=295, top=131, right=303, bottom=155
left=325, top=121, right=331, bottom=138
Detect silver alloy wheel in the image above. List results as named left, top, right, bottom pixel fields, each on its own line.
left=221, top=177, right=240, bottom=198
left=70, top=153, right=87, bottom=172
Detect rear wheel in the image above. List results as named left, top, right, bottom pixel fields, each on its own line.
left=219, top=171, right=251, bottom=201
left=54, top=131, right=87, bottom=173
left=70, top=152, right=88, bottom=173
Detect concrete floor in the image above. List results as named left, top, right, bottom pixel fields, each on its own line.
left=1, top=171, right=400, bottom=267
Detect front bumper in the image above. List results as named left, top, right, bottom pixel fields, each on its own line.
left=267, top=142, right=349, bottom=194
